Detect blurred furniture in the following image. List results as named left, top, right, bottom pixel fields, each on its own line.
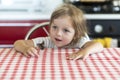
left=0, top=20, right=48, bottom=44
left=0, top=48, right=120, bottom=80
left=25, top=21, right=49, bottom=40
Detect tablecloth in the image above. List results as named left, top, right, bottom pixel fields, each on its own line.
left=0, top=48, right=120, bottom=80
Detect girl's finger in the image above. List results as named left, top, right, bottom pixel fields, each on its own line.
left=74, top=54, right=83, bottom=60
left=24, top=52, right=31, bottom=58
left=83, top=53, right=89, bottom=61
left=26, top=47, right=38, bottom=57
left=31, top=48, right=39, bottom=57
left=27, top=50, right=35, bottom=57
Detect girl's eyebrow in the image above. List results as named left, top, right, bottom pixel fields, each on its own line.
left=51, top=23, right=57, bottom=26
left=64, top=26, right=73, bottom=29
left=52, top=21, right=56, bottom=25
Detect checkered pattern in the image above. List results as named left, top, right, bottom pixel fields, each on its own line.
left=0, top=48, right=120, bottom=80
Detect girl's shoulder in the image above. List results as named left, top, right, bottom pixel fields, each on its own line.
left=75, top=34, right=90, bottom=48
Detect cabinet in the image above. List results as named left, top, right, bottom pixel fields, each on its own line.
left=0, top=20, right=48, bottom=44
left=87, top=20, right=120, bottom=38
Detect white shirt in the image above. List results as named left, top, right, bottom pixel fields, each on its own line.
left=32, top=34, right=90, bottom=48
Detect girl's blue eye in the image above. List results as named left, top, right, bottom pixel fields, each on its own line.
left=64, top=29, right=69, bottom=32
left=52, top=26, right=57, bottom=29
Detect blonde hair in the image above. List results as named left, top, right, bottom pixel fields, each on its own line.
left=50, top=3, right=88, bottom=46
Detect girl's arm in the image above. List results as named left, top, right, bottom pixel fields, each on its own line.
left=67, top=41, right=104, bottom=60
left=14, top=40, right=38, bottom=57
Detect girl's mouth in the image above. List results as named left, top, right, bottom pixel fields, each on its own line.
left=55, top=38, right=62, bottom=41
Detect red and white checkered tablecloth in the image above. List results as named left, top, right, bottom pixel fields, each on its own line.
left=0, top=48, right=120, bottom=80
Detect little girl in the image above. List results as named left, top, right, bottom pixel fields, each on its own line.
left=14, top=4, right=103, bottom=60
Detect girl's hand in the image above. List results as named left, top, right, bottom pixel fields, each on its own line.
left=23, top=47, right=39, bottom=58
left=67, top=49, right=89, bottom=61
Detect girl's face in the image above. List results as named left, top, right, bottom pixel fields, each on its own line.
left=50, top=16, right=75, bottom=48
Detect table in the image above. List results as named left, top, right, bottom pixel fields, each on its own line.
left=0, top=48, right=120, bottom=80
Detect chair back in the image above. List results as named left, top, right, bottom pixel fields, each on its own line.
left=25, top=22, right=49, bottom=40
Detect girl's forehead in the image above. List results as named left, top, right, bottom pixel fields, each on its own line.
left=55, top=15, right=71, bottom=19
left=53, top=15, right=72, bottom=25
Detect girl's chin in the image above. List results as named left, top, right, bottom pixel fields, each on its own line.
left=55, top=44, right=68, bottom=48
left=55, top=44, right=64, bottom=48
left=56, top=45, right=63, bottom=48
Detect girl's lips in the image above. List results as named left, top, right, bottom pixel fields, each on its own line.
left=55, top=38, right=62, bottom=41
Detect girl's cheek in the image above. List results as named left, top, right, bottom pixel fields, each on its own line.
left=49, top=29, right=53, bottom=34
left=49, top=30, right=55, bottom=36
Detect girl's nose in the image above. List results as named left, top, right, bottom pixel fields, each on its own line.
left=56, top=30, right=62, bottom=36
